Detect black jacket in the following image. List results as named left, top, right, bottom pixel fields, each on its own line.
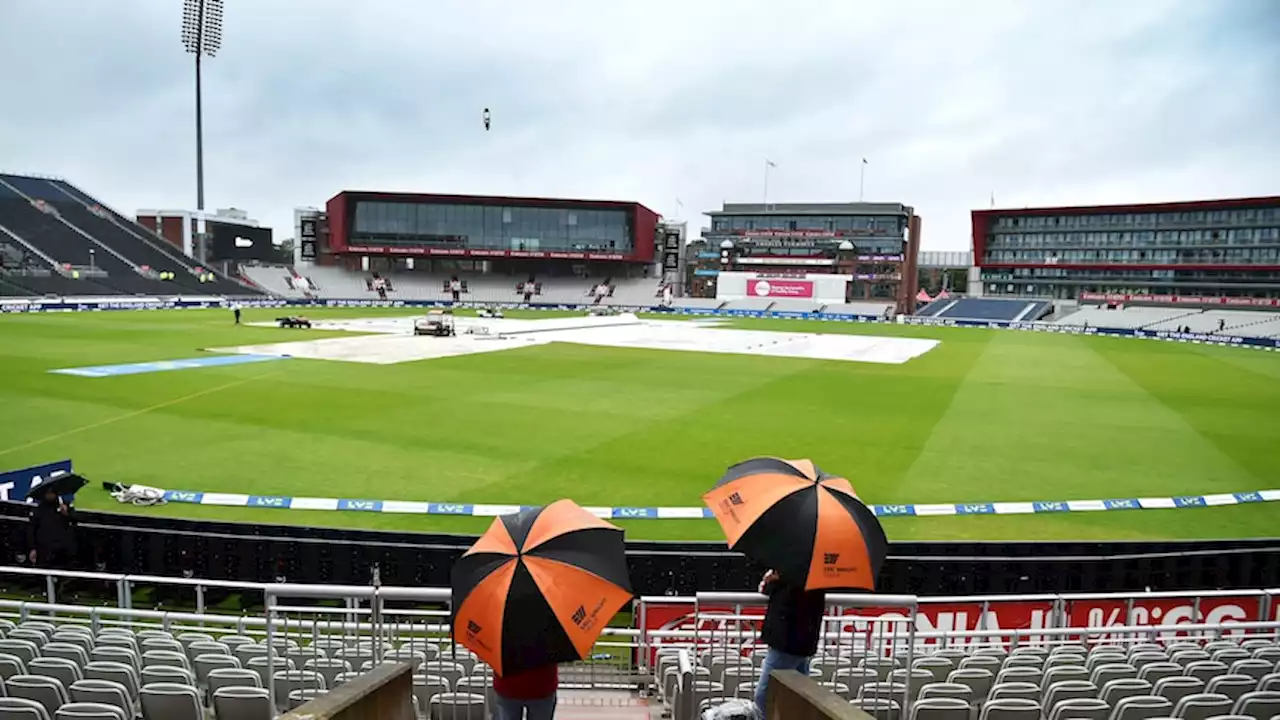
left=760, top=578, right=826, bottom=657
left=29, top=501, right=77, bottom=554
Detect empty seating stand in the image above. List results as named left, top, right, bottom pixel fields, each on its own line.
left=927, top=298, right=1050, bottom=322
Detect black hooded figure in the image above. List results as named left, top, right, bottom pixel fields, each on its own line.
left=28, top=487, right=77, bottom=569
left=483, top=108, right=491, bottom=131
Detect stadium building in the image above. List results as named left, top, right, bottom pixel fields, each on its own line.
left=972, top=196, right=1280, bottom=305
left=697, top=202, right=921, bottom=314
left=313, top=191, right=661, bottom=276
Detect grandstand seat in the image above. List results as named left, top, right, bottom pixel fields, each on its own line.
left=206, top=667, right=261, bottom=698
left=1171, top=650, right=1210, bottom=668
left=1259, top=673, right=1280, bottom=692
left=216, top=635, right=255, bottom=650
left=174, top=633, right=214, bottom=651
left=961, top=656, right=1002, bottom=673
left=245, top=656, right=292, bottom=689
left=1231, top=690, right=1280, bottom=717
left=137, top=682, right=200, bottom=720
left=67, top=680, right=133, bottom=719
left=270, top=670, right=325, bottom=712
left=0, top=658, right=26, bottom=684
left=1136, top=662, right=1181, bottom=686
left=918, top=683, right=972, bottom=703
left=0, top=643, right=39, bottom=668
left=1184, top=661, right=1228, bottom=684
left=420, top=661, right=464, bottom=690
left=996, top=666, right=1042, bottom=686
left=1205, top=674, right=1256, bottom=703
left=192, top=653, right=238, bottom=688
left=989, top=682, right=1039, bottom=702
left=427, top=691, right=485, bottom=720
left=1003, top=655, right=1044, bottom=670
left=27, top=660, right=79, bottom=692
left=1043, top=679, right=1097, bottom=710
left=1228, top=657, right=1272, bottom=681
left=303, top=658, right=350, bottom=689
left=35, top=647, right=84, bottom=671
left=1108, top=695, right=1172, bottom=720
left=51, top=703, right=126, bottom=720
left=913, top=657, right=955, bottom=684
left=47, top=638, right=89, bottom=658
left=234, top=644, right=268, bottom=665
left=1088, top=653, right=1129, bottom=673
left=1171, top=692, right=1234, bottom=720
left=849, top=696, right=899, bottom=720
left=287, top=688, right=323, bottom=710
left=977, top=697, right=1040, bottom=720
left=909, top=696, right=969, bottom=720
left=1046, top=698, right=1110, bottom=720
left=946, top=668, right=993, bottom=701
left=212, top=686, right=272, bottom=720
left=79, top=664, right=136, bottom=704
left=4, top=676, right=67, bottom=717
left=0, top=697, right=51, bottom=720
left=1254, top=647, right=1280, bottom=664
left=891, top=668, right=933, bottom=698
left=1099, top=678, right=1152, bottom=707
left=140, top=665, right=195, bottom=687
left=1152, top=675, right=1203, bottom=705
left=7, top=633, right=45, bottom=649
left=413, top=674, right=450, bottom=713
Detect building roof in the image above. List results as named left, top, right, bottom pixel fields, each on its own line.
left=707, top=201, right=913, bottom=216
left=972, top=196, right=1280, bottom=218
left=328, top=190, right=657, bottom=214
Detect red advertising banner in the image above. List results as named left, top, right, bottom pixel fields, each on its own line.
left=1080, top=292, right=1280, bottom=308
left=750, top=279, right=814, bottom=298
left=345, top=246, right=630, bottom=262
left=639, top=594, right=1276, bottom=664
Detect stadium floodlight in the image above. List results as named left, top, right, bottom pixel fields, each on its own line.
left=181, top=0, right=223, bottom=261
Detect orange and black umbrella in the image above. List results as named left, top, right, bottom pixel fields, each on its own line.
left=703, top=457, right=887, bottom=591
left=451, top=499, right=633, bottom=676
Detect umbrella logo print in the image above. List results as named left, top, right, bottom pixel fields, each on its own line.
left=572, top=606, right=587, bottom=627
left=728, top=492, right=744, bottom=506
left=824, top=553, right=840, bottom=565
left=467, top=620, right=483, bottom=635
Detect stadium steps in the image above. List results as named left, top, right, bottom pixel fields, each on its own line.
left=1140, top=308, right=1205, bottom=330
left=917, top=298, right=958, bottom=317
left=0, top=221, right=62, bottom=271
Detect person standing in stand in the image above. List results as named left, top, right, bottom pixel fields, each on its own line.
left=492, top=662, right=558, bottom=720
left=754, top=568, right=827, bottom=711
left=29, top=487, right=77, bottom=570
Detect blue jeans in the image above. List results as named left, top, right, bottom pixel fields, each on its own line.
left=755, top=648, right=811, bottom=710
left=492, top=693, right=557, bottom=720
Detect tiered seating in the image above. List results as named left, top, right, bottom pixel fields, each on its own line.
left=672, top=298, right=724, bottom=311
left=822, top=301, right=895, bottom=317
left=1145, top=309, right=1280, bottom=335
left=929, top=298, right=1051, bottom=322
left=240, top=264, right=309, bottom=298
left=0, top=615, right=505, bottom=719
left=768, top=299, right=823, bottom=313
left=721, top=298, right=775, bottom=312
left=1055, top=306, right=1197, bottom=329
left=658, top=631, right=1280, bottom=720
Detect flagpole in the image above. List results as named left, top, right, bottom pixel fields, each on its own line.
left=859, top=158, right=867, bottom=202
left=763, top=159, right=771, bottom=208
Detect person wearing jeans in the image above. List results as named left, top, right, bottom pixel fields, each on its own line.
left=754, top=569, right=827, bottom=711
left=492, top=662, right=558, bottom=720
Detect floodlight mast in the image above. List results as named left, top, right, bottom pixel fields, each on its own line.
left=182, top=0, right=222, bottom=261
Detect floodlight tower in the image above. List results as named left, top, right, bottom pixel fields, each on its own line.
left=182, top=0, right=222, bottom=260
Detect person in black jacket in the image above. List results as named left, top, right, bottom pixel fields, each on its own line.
left=28, top=488, right=77, bottom=569
left=754, top=568, right=827, bottom=710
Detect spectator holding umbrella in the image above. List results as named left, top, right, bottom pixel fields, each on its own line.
left=702, top=457, right=888, bottom=712
left=26, top=471, right=87, bottom=570
left=452, top=499, right=633, bottom=720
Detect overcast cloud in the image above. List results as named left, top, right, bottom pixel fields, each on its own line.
left=0, top=0, right=1277, bottom=249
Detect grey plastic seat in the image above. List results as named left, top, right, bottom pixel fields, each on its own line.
left=1184, top=661, right=1229, bottom=684
left=1003, top=655, right=1045, bottom=670
left=1108, top=695, right=1171, bottom=720
left=0, top=697, right=50, bottom=720
left=140, top=665, right=194, bottom=687
left=427, top=692, right=486, bottom=720
left=38, top=645, right=87, bottom=669
left=212, top=686, right=273, bottom=720
left=27, top=660, right=79, bottom=693
left=1136, top=662, right=1181, bottom=687
left=234, top=645, right=268, bottom=665
left=245, top=656, right=292, bottom=689
left=1205, top=674, right=1256, bottom=703
left=271, top=670, right=326, bottom=712
left=851, top=696, right=900, bottom=720
left=287, top=688, right=323, bottom=710
left=947, top=668, right=993, bottom=702
left=52, top=703, right=126, bottom=720
left=1171, top=650, right=1210, bottom=668
left=1046, top=698, right=1110, bottom=720
left=1171, top=692, right=1233, bottom=720
left=413, top=674, right=450, bottom=714
left=137, top=682, right=201, bottom=720
left=48, top=637, right=91, bottom=657
left=1042, top=665, right=1089, bottom=690
left=1152, top=675, right=1203, bottom=706
left=4, top=676, right=67, bottom=718
left=68, top=679, right=133, bottom=719
left=140, top=650, right=189, bottom=672
left=206, top=667, right=261, bottom=697
left=0, top=658, right=24, bottom=684
left=913, top=657, right=955, bottom=684
left=1092, top=664, right=1138, bottom=689
left=1228, top=658, right=1273, bottom=681
left=185, top=642, right=229, bottom=660
left=1088, top=654, right=1129, bottom=673
left=1230, top=689, right=1280, bottom=718
left=139, top=639, right=183, bottom=657
left=303, top=658, right=349, bottom=690
left=7, top=633, right=46, bottom=650
left=174, top=633, right=214, bottom=651
left=1100, top=678, right=1152, bottom=707
left=420, top=661, right=464, bottom=690
left=961, top=656, right=1002, bottom=673
left=989, top=682, right=1039, bottom=703
left=909, top=697, right=968, bottom=720
left=79, top=664, right=136, bottom=703
left=1043, top=679, right=1097, bottom=710
left=1258, top=672, right=1280, bottom=692
left=978, top=697, right=1040, bottom=720
left=87, top=649, right=137, bottom=676
left=1212, top=648, right=1251, bottom=665
left=192, top=653, right=239, bottom=689
left=918, top=683, right=972, bottom=703
left=0, top=644, right=38, bottom=668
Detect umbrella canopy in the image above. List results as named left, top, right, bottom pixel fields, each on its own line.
left=451, top=499, right=633, bottom=676
left=24, top=471, right=86, bottom=502
left=702, top=457, right=887, bottom=591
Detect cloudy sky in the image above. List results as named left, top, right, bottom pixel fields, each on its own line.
left=1, top=0, right=1277, bottom=250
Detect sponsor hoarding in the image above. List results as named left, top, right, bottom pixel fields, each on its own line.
left=750, top=279, right=813, bottom=298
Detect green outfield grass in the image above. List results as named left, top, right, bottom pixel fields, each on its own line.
left=0, top=307, right=1277, bottom=542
